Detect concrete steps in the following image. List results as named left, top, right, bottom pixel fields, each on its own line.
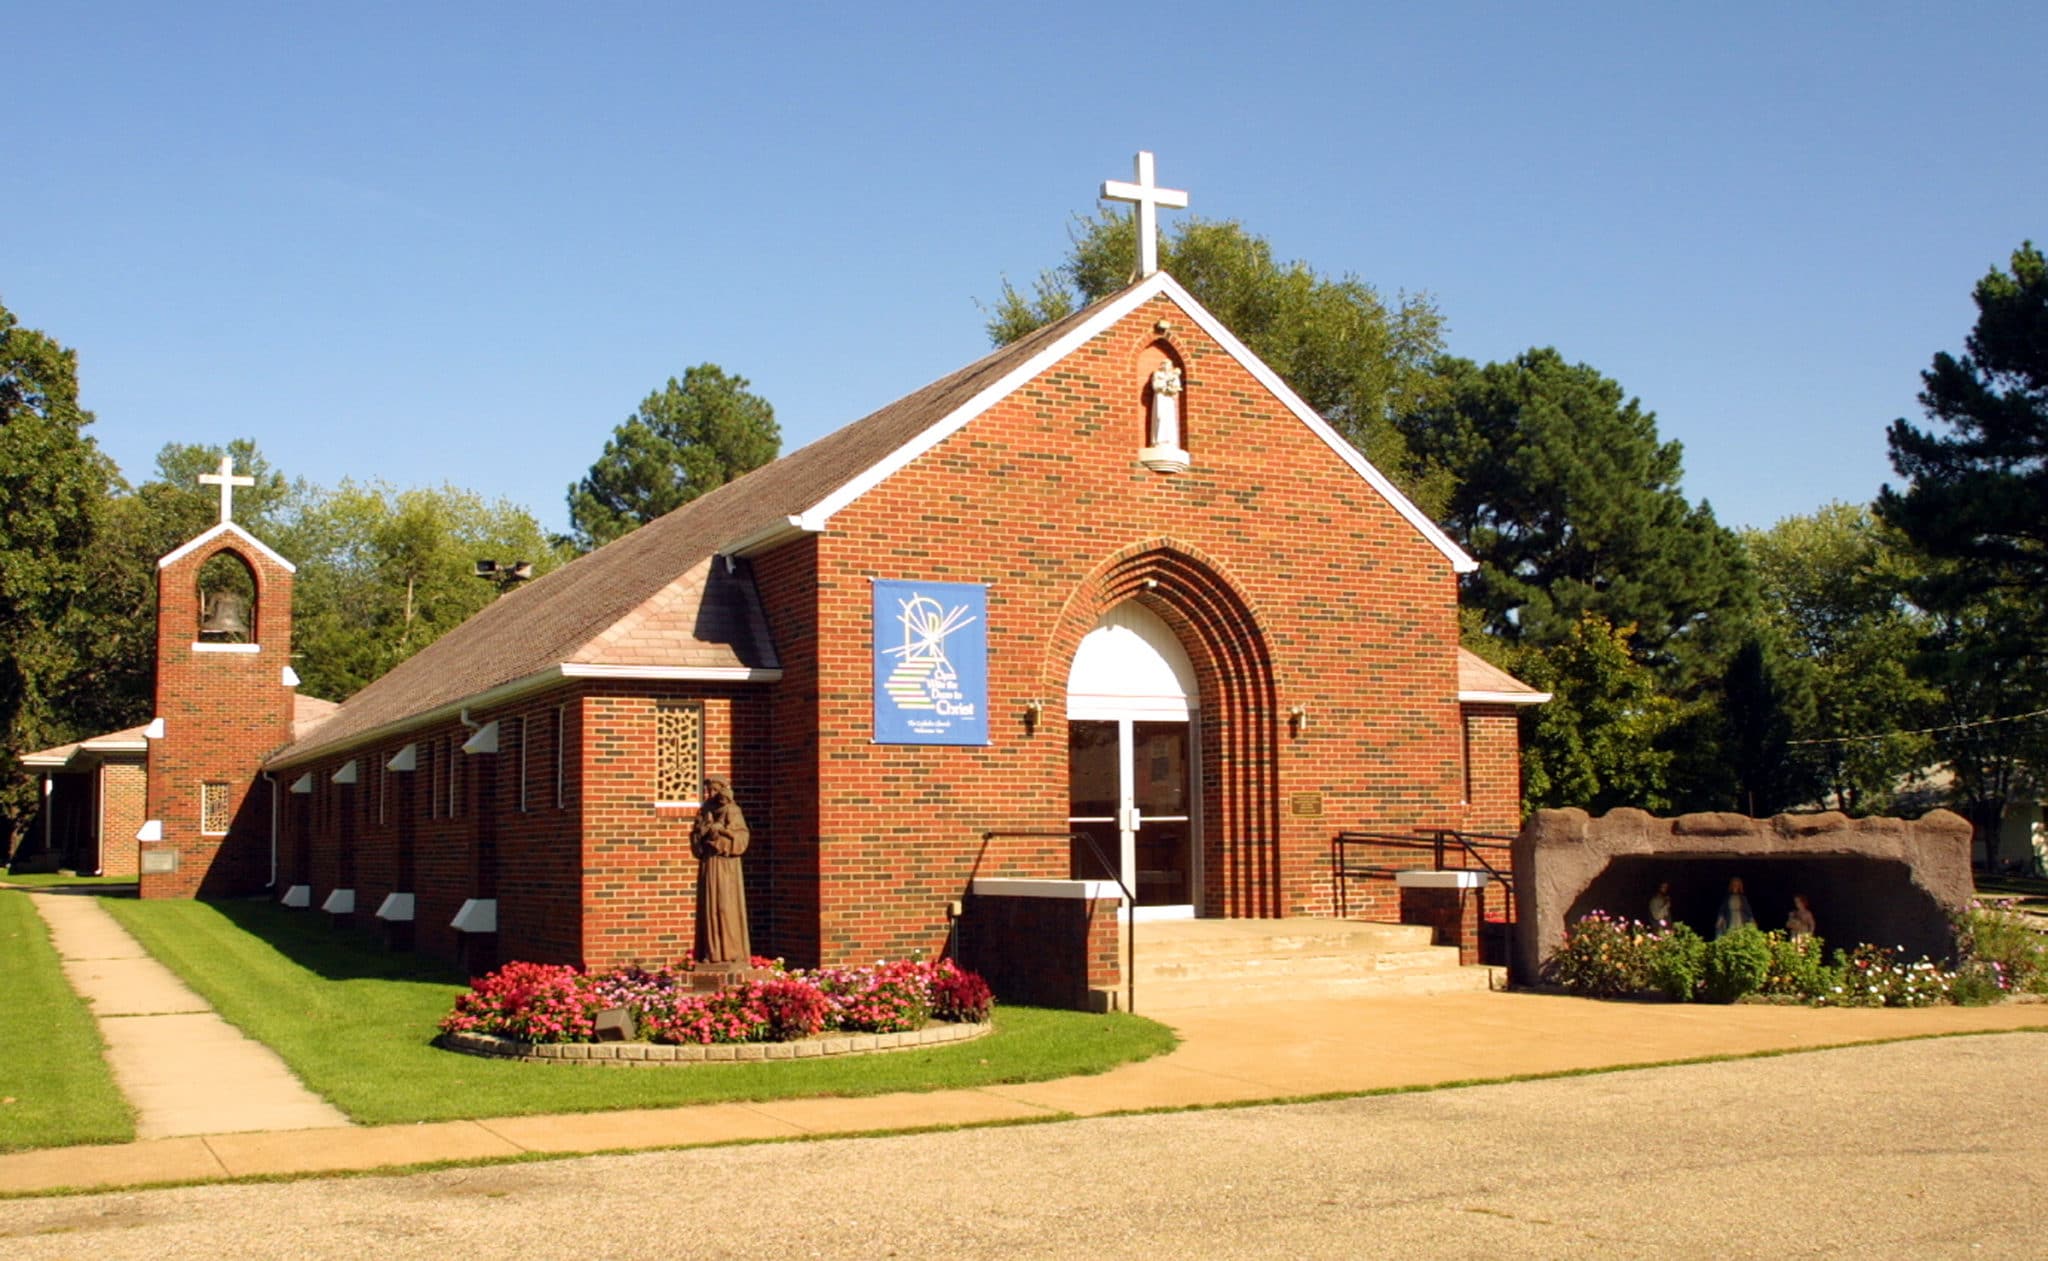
left=1125, top=917, right=1497, bottom=1012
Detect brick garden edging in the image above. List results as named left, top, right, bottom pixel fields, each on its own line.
left=438, top=1018, right=992, bottom=1065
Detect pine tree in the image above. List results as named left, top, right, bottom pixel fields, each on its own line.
left=567, top=365, right=780, bottom=550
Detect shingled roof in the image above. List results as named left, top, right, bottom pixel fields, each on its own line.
left=275, top=269, right=1499, bottom=765
left=1457, top=648, right=1551, bottom=704
left=273, top=292, right=1109, bottom=765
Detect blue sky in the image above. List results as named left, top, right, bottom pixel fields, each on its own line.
left=9, top=2, right=2043, bottom=538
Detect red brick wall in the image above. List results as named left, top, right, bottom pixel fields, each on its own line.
left=141, top=537, right=296, bottom=898
left=790, top=293, right=1471, bottom=965
left=1460, top=703, right=1524, bottom=835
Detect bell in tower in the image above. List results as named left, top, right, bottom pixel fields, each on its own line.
left=199, top=588, right=251, bottom=642
left=195, top=549, right=258, bottom=644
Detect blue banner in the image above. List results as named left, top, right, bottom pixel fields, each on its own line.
left=872, top=580, right=989, bottom=745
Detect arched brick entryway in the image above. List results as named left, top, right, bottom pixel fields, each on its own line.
left=1046, top=539, right=1280, bottom=918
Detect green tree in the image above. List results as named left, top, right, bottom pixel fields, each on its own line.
left=1910, top=593, right=2048, bottom=851
left=1879, top=242, right=2048, bottom=623
left=1742, top=504, right=1935, bottom=814
left=986, top=213, right=1451, bottom=512
left=567, top=365, right=781, bottom=550
left=1717, top=636, right=1817, bottom=817
left=286, top=482, right=566, bottom=700
left=1879, top=243, right=2048, bottom=844
left=1403, top=349, right=1753, bottom=679
left=1510, top=614, right=1682, bottom=813
left=0, top=301, right=116, bottom=853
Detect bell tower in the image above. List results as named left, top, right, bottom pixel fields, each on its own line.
left=138, top=457, right=300, bottom=898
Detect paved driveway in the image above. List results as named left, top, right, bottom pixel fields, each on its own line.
left=5, top=1032, right=2043, bottom=1258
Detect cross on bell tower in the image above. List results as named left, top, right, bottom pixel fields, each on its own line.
left=197, top=455, right=256, bottom=525
left=1101, top=151, right=1189, bottom=278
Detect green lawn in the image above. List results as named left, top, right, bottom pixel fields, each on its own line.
left=0, top=891, right=135, bottom=1152
left=0, top=872, right=138, bottom=890
left=101, top=898, right=1176, bottom=1127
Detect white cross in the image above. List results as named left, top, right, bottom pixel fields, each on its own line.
left=197, top=454, right=256, bottom=525
left=1101, top=150, right=1189, bottom=278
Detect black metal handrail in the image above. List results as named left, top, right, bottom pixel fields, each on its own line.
left=1332, top=829, right=1518, bottom=980
left=979, top=830, right=1137, bottom=1014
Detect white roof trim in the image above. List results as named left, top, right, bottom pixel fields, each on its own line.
left=723, top=517, right=814, bottom=559
left=797, top=275, right=1176, bottom=530
left=789, top=271, right=1476, bottom=574
left=1460, top=689, right=1553, bottom=706
left=157, top=521, right=296, bottom=573
left=81, top=737, right=148, bottom=753
left=558, top=664, right=784, bottom=683
left=1153, top=274, right=1475, bottom=573
left=21, top=751, right=74, bottom=769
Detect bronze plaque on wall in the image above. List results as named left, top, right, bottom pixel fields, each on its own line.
left=1290, top=792, right=1324, bottom=818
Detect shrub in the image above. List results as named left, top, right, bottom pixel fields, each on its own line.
left=1824, top=944, right=1953, bottom=1008
left=438, top=961, right=603, bottom=1043
left=1949, top=961, right=2009, bottom=1007
left=1547, top=912, right=1652, bottom=998
left=1760, top=932, right=1834, bottom=1000
left=808, top=959, right=935, bottom=1033
left=1645, top=922, right=1705, bottom=1002
left=1700, top=926, right=1772, bottom=1003
left=757, top=978, right=830, bottom=1040
left=1953, top=900, right=2048, bottom=996
left=930, top=958, right=995, bottom=1023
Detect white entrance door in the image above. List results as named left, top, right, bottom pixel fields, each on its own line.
left=1065, top=604, right=1199, bottom=919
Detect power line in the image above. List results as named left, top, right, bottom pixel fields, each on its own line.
left=1787, top=707, right=2048, bottom=747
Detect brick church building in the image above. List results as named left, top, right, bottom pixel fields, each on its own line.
left=25, top=156, right=1546, bottom=998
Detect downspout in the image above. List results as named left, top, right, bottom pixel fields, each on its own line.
left=262, top=771, right=279, bottom=890
left=42, top=774, right=54, bottom=865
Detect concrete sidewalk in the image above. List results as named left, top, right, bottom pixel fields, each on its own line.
left=19, top=888, right=348, bottom=1143
left=3, top=932, right=2041, bottom=1198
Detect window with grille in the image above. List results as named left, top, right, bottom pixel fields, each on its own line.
left=200, top=782, right=231, bottom=835
left=656, top=702, right=704, bottom=805
left=447, top=736, right=460, bottom=817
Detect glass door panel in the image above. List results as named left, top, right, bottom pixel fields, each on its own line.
left=1131, top=721, right=1191, bottom=907
left=1066, top=720, right=1119, bottom=881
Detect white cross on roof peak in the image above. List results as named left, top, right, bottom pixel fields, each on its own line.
left=1101, top=151, right=1189, bottom=279
left=197, top=454, right=257, bottom=525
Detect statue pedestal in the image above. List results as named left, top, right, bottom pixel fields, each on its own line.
left=689, top=964, right=769, bottom=992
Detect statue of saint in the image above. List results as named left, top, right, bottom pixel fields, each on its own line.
left=1713, top=876, right=1756, bottom=939
left=1785, top=893, right=1817, bottom=938
left=1149, top=360, right=1184, bottom=449
left=691, top=776, right=751, bottom=966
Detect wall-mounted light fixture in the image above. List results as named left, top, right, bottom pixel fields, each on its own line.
left=1288, top=704, right=1309, bottom=737
left=1023, top=699, right=1044, bottom=735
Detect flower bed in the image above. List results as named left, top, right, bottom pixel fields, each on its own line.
left=1543, top=901, right=2048, bottom=1007
left=437, top=956, right=996, bottom=1059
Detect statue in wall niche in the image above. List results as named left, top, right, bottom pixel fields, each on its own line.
left=1713, top=876, right=1756, bottom=939
left=1148, top=359, right=1184, bottom=449
left=691, top=776, right=752, bottom=966
left=1786, top=893, right=1817, bottom=939
left=1648, top=881, right=1674, bottom=925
